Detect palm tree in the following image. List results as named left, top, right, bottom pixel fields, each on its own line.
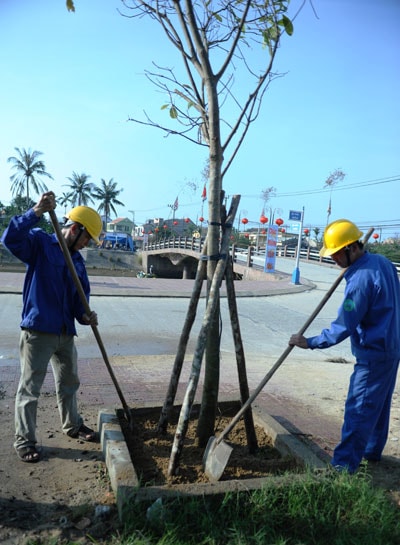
left=64, top=172, right=96, bottom=206
left=93, top=178, right=124, bottom=229
left=58, top=191, right=74, bottom=215
left=7, top=147, right=54, bottom=209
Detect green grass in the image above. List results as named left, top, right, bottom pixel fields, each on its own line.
left=103, top=469, right=400, bottom=545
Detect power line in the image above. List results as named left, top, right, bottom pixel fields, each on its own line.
left=240, top=175, right=400, bottom=199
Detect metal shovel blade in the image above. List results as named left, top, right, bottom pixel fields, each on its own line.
left=203, top=436, right=233, bottom=482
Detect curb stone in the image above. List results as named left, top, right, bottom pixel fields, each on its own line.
left=98, top=405, right=327, bottom=521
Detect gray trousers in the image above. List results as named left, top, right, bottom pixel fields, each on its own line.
left=14, top=329, right=83, bottom=450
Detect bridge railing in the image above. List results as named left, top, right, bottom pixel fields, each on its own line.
left=234, top=245, right=400, bottom=275
left=142, top=238, right=400, bottom=274
left=143, top=236, right=203, bottom=252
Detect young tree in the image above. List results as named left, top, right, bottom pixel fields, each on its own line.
left=120, top=0, right=296, bottom=446
left=7, top=147, right=53, bottom=209
left=313, top=226, right=321, bottom=246
left=324, top=168, right=346, bottom=225
left=64, top=172, right=96, bottom=206
left=93, top=178, right=124, bottom=229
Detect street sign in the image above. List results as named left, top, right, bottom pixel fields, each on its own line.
left=289, top=210, right=302, bottom=222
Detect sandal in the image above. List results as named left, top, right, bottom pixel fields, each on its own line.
left=69, top=424, right=97, bottom=442
left=17, top=446, right=41, bottom=463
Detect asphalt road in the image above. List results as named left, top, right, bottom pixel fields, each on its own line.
left=0, top=258, right=350, bottom=364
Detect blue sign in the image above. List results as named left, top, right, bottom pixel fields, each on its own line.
left=289, top=210, right=302, bottom=221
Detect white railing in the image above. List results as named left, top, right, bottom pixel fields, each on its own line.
left=143, top=236, right=203, bottom=252
left=233, top=246, right=400, bottom=275
left=142, top=238, right=400, bottom=275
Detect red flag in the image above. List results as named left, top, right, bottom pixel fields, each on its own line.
left=201, top=184, right=207, bottom=201
left=173, top=196, right=179, bottom=211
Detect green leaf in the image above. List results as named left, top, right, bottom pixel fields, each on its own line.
left=212, top=12, right=223, bottom=22
left=66, top=0, right=75, bottom=12
left=280, top=15, right=294, bottom=36
left=170, top=107, right=178, bottom=119
left=161, top=104, right=169, bottom=110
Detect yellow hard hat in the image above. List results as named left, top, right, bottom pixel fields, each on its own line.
left=320, top=219, right=363, bottom=257
left=66, top=206, right=102, bottom=243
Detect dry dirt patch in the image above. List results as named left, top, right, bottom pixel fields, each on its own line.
left=120, top=403, right=304, bottom=486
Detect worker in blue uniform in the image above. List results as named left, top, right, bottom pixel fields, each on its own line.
left=289, top=219, right=400, bottom=473
left=1, top=191, right=102, bottom=463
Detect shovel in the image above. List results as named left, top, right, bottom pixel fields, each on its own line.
left=203, top=227, right=374, bottom=481
left=49, top=209, right=135, bottom=431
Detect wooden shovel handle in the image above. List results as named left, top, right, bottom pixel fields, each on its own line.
left=48, top=209, right=132, bottom=421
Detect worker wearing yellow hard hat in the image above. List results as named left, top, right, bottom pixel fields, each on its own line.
left=64, top=205, right=103, bottom=249
left=319, top=218, right=363, bottom=259
left=1, top=191, right=101, bottom=463
left=290, top=218, right=400, bottom=474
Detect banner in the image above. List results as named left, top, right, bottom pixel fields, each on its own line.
left=264, top=225, right=278, bottom=273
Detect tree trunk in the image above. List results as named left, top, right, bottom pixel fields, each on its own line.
left=157, top=238, right=208, bottom=433
left=167, top=196, right=240, bottom=475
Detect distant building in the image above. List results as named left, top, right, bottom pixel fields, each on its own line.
left=106, top=217, right=134, bottom=235
left=139, top=217, right=198, bottom=238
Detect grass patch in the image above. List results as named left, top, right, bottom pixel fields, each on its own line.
left=107, top=469, right=400, bottom=545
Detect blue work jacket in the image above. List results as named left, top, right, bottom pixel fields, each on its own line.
left=1, top=208, right=90, bottom=336
left=307, top=252, right=400, bottom=362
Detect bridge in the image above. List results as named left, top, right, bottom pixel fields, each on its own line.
left=142, top=236, right=400, bottom=279
left=142, top=237, right=336, bottom=279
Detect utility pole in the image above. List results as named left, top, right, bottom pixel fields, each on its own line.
left=128, top=210, right=135, bottom=239
left=291, top=206, right=305, bottom=285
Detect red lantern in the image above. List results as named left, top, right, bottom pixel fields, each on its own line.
left=244, top=233, right=249, bottom=238
left=281, top=228, right=286, bottom=233
left=259, top=215, right=268, bottom=225
left=241, top=217, right=249, bottom=225
left=199, top=216, right=204, bottom=223
left=163, top=224, right=168, bottom=229
left=173, top=220, right=178, bottom=226
left=155, top=227, right=159, bottom=233
left=304, top=228, right=310, bottom=235
left=261, top=229, right=266, bottom=235
left=275, top=218, right=284, bottom=227
left=373, top=233, right=379, bottom=240
left=184, top=218, right=190, bottom=223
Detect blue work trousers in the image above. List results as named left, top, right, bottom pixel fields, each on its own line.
left=332, top=357, right=399, bottom=473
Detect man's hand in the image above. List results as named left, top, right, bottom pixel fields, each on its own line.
left=33, top=191, right=56, bottom=217
left=82, top=311, right=98, bottom=326
left=289, top=333, right=308, bottom=349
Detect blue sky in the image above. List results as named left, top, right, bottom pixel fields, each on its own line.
left=1, top=0, right=399, bottom=239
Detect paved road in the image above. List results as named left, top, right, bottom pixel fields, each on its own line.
left=1, top=257, right=399, bottom=462
left=0, top=257, right=348, bottom=361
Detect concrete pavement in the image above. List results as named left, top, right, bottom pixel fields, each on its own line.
left=0, top=268, right=315, bottom=297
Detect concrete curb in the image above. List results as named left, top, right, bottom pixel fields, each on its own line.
left=98, top=405, right=326, bottom=520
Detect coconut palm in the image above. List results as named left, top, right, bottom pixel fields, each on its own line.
left=58, top=191, right=74, bottom=215
left=64, top=172, right=96, bottom=206
left=8, top=147, right=53, bottom=209
left=92, top=178, right=124, bottom=229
